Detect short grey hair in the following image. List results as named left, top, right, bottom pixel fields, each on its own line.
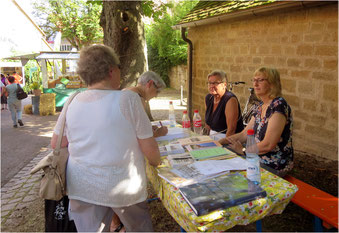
left=207, top=70, right=228, bottom=83
left=138, top=71, right=166, bottom=90
left=77, top=45, right=120, bottom=85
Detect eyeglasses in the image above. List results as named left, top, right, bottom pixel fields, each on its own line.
left=153, top=82, right=161, bottom=94
left=207, top=81, right=222, bottom=86
left=251, top=78, right=267, bottom=83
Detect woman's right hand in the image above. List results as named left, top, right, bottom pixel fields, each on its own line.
left=153, top=126, right=168, bottom=137
left=219, top=137, right=232, bottom=145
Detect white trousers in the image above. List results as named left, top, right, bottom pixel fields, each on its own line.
left=69, top=199, right=154, bottom=232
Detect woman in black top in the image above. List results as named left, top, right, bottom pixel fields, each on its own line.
left=204, top=70, right=244, bottom=137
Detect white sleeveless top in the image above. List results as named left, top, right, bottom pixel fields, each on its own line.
left=54, top=90, right=153, bottom=207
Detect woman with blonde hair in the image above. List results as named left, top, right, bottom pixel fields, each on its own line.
left=219, top=67, right=293, bottom=177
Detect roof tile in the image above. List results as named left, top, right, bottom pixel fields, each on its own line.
left=179, top=0, right=276, bottom=24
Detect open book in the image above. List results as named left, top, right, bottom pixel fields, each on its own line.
left=185, top=141, right=222, bottom=151
left=179, top=173, right=267, bottom=216
left=159, top=144, right=186, bottom=156
left=177, top=136, right=214, bottom=146
left=157, top=165, right=228, bottom=188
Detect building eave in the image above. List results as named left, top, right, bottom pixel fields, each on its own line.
left=172, top=1, right=335, bottom=30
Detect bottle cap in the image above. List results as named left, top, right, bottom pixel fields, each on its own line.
left=194, top=109, right=198, bottom=113
left=169, top=101, right=173, bottom=104
left=247, top=129, right=255, bottom=135
left=183, top=110, right=187, bottom=114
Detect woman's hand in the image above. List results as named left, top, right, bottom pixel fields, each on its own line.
left=224, top=137, right=244, bottom=155
left=153, top=126, right=168, bottom=137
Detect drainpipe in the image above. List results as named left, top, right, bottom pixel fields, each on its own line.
left=181, top=27, right=193, bottom=121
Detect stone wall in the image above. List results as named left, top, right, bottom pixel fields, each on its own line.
left=169, top=65, right=188, bottom=91
left=186, top=3, right=338, bottom=160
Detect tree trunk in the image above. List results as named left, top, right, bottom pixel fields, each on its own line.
left=100, top=1, right=146, bottom=88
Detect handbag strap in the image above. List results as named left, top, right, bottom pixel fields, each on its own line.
left=54, top=92, right=80, bottom=155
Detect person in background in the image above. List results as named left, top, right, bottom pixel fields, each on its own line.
left=219, top=67, right=293, bottom=177
left=1, top=74, right=8, bottom=110
left=204, top=70, right=244, bottom=137
left=12, top=71, right=23, bottom=84
left=51, top=44, right=160, bottom=232
left=4, top=76, right=24, bottom=127
left=125, top=71, right=168, bottom=138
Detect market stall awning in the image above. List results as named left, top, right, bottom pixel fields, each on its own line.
left=35, top=52, right=79, bottom=60
left=3, top=51, right=79, bottom=61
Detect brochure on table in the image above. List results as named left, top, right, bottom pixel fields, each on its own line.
left=178, top=173, right=267, bottom=216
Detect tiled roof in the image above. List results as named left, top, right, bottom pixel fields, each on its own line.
left=178, top=0, right=277, bottom=24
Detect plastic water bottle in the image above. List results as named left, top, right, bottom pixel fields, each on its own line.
left=169, top=101, right=176, bottom=127
left=246, top=129, right=261, bottom=185
left=182, top=110, right=191, bottom=130
left=193, top=109, right=202, bottom=135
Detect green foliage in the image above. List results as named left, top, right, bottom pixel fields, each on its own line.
left=145, top=0, right=198, bottom=82
left=23, top=60, right=41, bottom=93
left=30, top=82, right=41, bottom=90
left=141, top=1, right=172, bottom=21
left=33, top=0, right=103, bottom=49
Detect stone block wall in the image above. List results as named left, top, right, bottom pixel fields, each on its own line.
left=186, top=3, right=338, bottom=160
left=169, top=65, right=188, bottom=90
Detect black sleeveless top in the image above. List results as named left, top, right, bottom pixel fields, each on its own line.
left=205, top=92, right=244, bottom=134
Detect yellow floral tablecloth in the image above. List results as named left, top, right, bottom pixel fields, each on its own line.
left=146, top=154, right=298, bottom=232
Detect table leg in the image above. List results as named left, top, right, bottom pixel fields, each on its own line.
left=313, top=216, right=323, bottom=232
left=180, top=226, right=186, bottom=232
left=256, top=220, right=262, bottom=232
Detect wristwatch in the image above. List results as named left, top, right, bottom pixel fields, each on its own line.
left=242, top=147, right=246, bottom=155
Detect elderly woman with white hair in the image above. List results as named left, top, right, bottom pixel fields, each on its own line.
left=125, top=71, right=168, bottom=137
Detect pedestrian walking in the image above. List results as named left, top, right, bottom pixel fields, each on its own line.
left=1, top=74, right=8, bottom=110
left=4, top=76, right=24, bottom=128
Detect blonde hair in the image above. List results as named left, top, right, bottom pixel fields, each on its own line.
left=254, top=67, right=282, bottom=98
left=77, top=45, right=120, bottom=85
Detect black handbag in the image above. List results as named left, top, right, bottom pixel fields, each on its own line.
left=16, top=84, right=28, bottom=100
left=45, top=196, right=77, bottom=232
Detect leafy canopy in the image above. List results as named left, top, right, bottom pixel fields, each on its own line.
left=145, top=0, right=198, bottom=85
left=33, top=0, right=103, bottom=50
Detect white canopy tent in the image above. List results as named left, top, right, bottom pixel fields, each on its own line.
left=3, top=51, right=79, bottom=88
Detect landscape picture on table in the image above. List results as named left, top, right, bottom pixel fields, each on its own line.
left=179, top=173, right=267, bottom=216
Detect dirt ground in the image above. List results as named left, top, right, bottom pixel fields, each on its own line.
left=4, top=89, right=338, bottom=232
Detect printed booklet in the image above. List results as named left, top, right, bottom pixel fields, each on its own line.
left=167, top=153, right=195, bottom=167
left=178, top=173, right=267, bottom=216
left=189, top=147, right=236, bottom=161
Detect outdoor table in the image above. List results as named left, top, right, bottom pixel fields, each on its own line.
left=146, top=128, right=298, bottom=232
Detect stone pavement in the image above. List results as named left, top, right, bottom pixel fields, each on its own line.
left=1, top=147, right=50, bottom=228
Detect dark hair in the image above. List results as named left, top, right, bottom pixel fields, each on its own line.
left=8, top=76, right=15, bottom=83
left=1, top=74, right=4, bottom=78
